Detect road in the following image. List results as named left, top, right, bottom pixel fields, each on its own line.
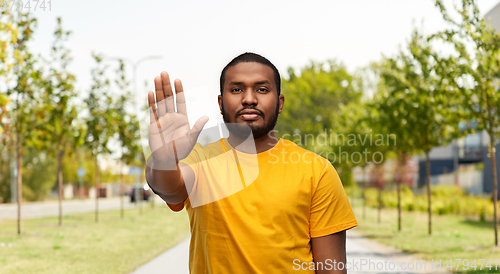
left=0, top=197, right=161, bottom=221
left=132, top=229, right=450, bottom=274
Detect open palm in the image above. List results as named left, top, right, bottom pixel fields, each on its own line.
left=148, top=72, right=208, bottom=169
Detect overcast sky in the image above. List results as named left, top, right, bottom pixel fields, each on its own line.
left=27, top=0, right=500, bottom=132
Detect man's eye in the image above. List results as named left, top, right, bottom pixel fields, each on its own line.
left=231, top=88, right=242, bottom=92
left=257, top=88, right=268, bottom=92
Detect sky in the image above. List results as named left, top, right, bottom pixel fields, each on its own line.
left=22, top=0, right=500, bottom=166
left=27, top=0, right=500, bottom=127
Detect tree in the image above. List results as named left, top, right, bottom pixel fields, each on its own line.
left=85, top=53, right=116, bottom=223
left=374, top=51, right=419, bottom=231
left=333, top=99, right=391, bottom=218
left=350, top=96, right=396, bottom=223
left=369, top=162, right=386, bottom=223
left=0, top=94, right=11, bottom=204
left=41, top=17, right=78, bottom=226
left=113, top=59, right=142, bottom=218
left=1, top=11, right=46, bottom=235
left=0, top=11, right=19, bottom=204
left=276, top=60, right=363, bottom=185
left=434, top=0, right=500, bottom=245
left=377, top=28, right=460, bottom=234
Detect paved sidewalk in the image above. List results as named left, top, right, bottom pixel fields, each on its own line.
left=345, top=230, right=449, bottom=273
left=0, top=197, right=163, bottom=221
left=131, top=237, right=190, bottom=274
left=131, top=229, right=450, bottom=274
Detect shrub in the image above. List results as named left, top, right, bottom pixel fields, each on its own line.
left=361, top=185, right=498, bottom=218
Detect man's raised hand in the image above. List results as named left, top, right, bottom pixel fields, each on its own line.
left=148, top=72, right=209, bottom=170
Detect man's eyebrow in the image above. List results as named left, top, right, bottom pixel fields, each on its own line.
left=228, top=80, right=272, bottom=86
left=255, top=80, right=271, bottom=85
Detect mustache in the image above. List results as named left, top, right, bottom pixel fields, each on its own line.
left=236, top=108, right=264, bottom=117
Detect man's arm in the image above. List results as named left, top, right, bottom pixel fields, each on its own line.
left=311, top=230, right=347, bottom=274
left=145, top=159, right=195, bottom=205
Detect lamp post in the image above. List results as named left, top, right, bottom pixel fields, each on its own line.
left=107, top=55, right=162, bottom=96
left=106, top=55, right=162, bottom=215
left=132, top=56, right=162, bottom=96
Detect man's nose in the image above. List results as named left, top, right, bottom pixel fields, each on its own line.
left=241, top=89, right=257, bottom=106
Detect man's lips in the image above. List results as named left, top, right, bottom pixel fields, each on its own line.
left=237, top=109, right=263, bottom=121
left=240, top=113, right=260, bottom=120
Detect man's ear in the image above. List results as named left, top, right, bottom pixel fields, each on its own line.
left=278, top=94, right=284, bottom=114
left=218, top=95, right=223, bottom=115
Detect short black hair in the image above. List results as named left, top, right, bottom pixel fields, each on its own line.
left=220, top=52, right=281, bottom=97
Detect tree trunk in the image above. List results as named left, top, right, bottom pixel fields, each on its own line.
left=120, top=161, right=124, bottom=219
left=425, top=150, right=432, bottom=235
left=363, top=166, right=366, bottom=220
left=490, top=138, right=498, bottom=246
left=397, top=181, right=401, bottom=232
left=454, top=140, right=459, bottom=186
left=57, top=148, right=64, bottom=226
left=16, top=133, right=22, bottom=236
left=397, top=152, right=405, bottom=232
left=95, top=155, right=99, bottom=223
left=377, top=186, right=382, bottom=224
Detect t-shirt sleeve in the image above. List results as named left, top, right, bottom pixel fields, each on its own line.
left=309, top=160, right=358, bottom=238
left=165, top=143, right=202, bottom=212
left=166, top=201, right=186, bottom=212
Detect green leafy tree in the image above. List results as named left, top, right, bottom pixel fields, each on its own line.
left=377, top=28, right=460, bottom=235
left=40, top=17, right=78, bottom=226
left=0, top=95, right=9, bottom=135
left=113, top=59, right=143, bottom=218
left=333, top=102, right=369, bottom=212
left=2, top=11, right=46, bottom=235
left=374, top=52, right=418, bottom=231
left=69, top=114, right=87, bottom=197
left=85, top=53, right=116, bottom=223
left=0, top=94, right=11, bottom=203
left=277, top=61, right=363, bottom=185
left=434, top=0, right=500, bottom=245
left=356, top=101, right=395, bottom=221
left=0, top=10, right=20, bottom=203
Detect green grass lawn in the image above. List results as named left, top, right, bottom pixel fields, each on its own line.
left=350, top=201, right=500, bottom=273
left=0, top=205, right=190, bottom=274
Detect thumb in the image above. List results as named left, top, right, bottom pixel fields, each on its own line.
left=188, top=116, right=209, bottom=141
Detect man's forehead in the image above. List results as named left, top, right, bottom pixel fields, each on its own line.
left=225, top=62, right=274, bottom=84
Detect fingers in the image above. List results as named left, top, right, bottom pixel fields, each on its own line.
left=161, top=72, right=175, bottom=112
left=148, top=92, right=160, bottom=126
left=154, top=77, right=164, bottom=102
left=154, top=72, right=188, bottom=116
left=174, top=79, right=187, bottom=115
left=154, top=77, right=167, bottom=117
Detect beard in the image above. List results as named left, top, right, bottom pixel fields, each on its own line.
left=221, top=101, right=280, bottom=140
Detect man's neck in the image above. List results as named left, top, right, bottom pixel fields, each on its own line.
left=227, top=130, right=279, bottom=154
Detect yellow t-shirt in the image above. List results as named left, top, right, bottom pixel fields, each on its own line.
left=167, top=138, right=357, bottom=274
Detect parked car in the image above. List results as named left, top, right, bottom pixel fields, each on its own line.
left=130, top=184, right=151, bottom=203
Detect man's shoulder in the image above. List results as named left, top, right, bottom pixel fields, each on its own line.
left=277, top=138, right=331, bottom=167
